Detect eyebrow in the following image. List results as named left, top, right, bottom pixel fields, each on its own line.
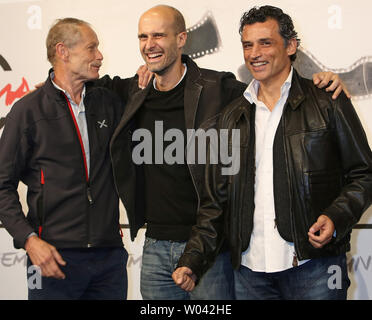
left=138, top=32, right=167, bottom=38
left=241, top=37, right=272, bottom=43
left=86, top=41, right=99, bottom=47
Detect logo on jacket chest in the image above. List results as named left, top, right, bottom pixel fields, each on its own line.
left=97, top=119, right=108, bottom=128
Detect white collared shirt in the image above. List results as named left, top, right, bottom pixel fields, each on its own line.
left=51, top=73, right=90, bottom=175
left=241, top=67, right=309, bottom=273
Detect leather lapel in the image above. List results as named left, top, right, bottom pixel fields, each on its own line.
left=111, top=81, right=152, bottom=142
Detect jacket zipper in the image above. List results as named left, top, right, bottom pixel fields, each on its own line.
left=38, top=169, right=45, bottom=238
left=282, top=110, right=302, bottom=261
left=62, top=93, right=93, bottom=247
left=109, top=130, right=130, bottom=240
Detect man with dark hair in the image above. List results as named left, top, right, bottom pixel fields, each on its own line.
left=173, top=5, right=372, bottom=299
left=0, top=18, right=127, bottom=300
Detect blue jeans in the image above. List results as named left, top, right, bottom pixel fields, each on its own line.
left=140, top=237, right=234, bottom=300
left=27, top=247, right=128, bottom=300
left=234, top=254, right=350, bottom=300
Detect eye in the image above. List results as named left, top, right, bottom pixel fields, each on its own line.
left=261, top=40, right=272, bottom=46
left=242, top=42, right=252, bottom=49
left=153, top=33, right=166, bottom=39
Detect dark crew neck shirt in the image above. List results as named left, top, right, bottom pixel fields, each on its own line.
left=136, top=76, right=198, bottom=241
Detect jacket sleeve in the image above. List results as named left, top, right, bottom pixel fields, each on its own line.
left=176, top=116, right=229, bottom=279
left=94, top=74, right=137, bottom=106
left=0, top=114, right=35, bottom=248
left=221, top=73, right=247, bottom=107
left=323, top=92, right=372, bottom=242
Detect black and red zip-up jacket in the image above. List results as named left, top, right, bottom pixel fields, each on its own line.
left=0, top=70, right=126, bottom=249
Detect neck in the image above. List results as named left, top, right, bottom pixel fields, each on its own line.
left=257, top=66, right=291, bottom=111
left=154, top=58, right=185, bottom=91
left=53, top=68, right=85, bottom=104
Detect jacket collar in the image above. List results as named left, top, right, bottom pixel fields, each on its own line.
left=44, top=68, right=95, bottom=101
left=182, top=54, right=203, bottom=130
left=118, top=54, right=203, bottom=131
left=286, top=68, right=306, bottom=110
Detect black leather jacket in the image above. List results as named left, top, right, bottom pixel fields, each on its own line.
left=178, top=69, right=372, bottom=276
left=109, top=55, right=246, bottom=260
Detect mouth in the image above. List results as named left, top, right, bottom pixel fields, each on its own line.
left=250, top=61, right=268, bottom=71
left=91, top=64, right=101, bottom=71
left=145, top=52, right=164, bottom=62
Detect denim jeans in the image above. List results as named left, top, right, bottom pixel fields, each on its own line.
left=234, top=254, right=350, bottom=300
left=27, top=247, right=128, bottom=300
left=140, top=237, right=234, bottom=300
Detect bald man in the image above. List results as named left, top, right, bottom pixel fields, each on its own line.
left=98, top=5, right=245, bottom=299
left=97, top=5, right=347, bottom=300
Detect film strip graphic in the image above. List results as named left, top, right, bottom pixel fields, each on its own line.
left=296, top=47, right=372, bottom=100
left=183, top=11, right=221, bottom=60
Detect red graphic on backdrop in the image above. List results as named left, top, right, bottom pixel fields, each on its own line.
left=0, top=78, right=30, bottom=106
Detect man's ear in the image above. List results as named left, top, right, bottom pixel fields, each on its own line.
left=286, top=38, right=297, bottom=57
left=55, top=42, right=69, bottom=62
left=178, top=31, right=187, bottom=50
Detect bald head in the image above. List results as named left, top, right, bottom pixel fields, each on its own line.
left=138, top=5, right=187, bottom=77
left=140, top=5, right=186, bottom=34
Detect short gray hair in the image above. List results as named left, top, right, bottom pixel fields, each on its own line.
left=46, top=18, right=90, bottom=65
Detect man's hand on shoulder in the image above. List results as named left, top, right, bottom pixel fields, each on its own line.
left=312, top=71, right=351, bottom=100
left=137, top=65, right=153, bottom=89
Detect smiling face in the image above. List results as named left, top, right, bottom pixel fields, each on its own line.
left=67, top=25, right=103, bottom=81
left=241, top=18, right=297, bottom=87
left=138, top=8, right=186, bottom=75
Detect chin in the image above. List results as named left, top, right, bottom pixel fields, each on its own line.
left=147, top=65, right=166, bottom=75
left=89, top=72, right=100, bottom=80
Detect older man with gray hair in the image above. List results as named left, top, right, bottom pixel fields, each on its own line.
left=0, top=18, right=127, bottom=300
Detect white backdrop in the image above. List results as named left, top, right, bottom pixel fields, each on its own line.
left=0, top=0, right=371, bottom=300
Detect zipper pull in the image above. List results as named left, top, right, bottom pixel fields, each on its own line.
left=40, top=169, right=45, bottom=185
left=274, top=218, right=277, bottom=229
left=87, top=186, right=94, bottom=205
left=38, top=226, right=43, bottom=238
left=292, top=252, right=298, bottom=267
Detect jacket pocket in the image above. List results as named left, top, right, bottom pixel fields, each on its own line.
left=303, top=169, right=343, bottom=227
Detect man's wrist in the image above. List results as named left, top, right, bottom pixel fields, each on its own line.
left=27, top=232, right=37, bottom=239
left=24, top=232, right=38, bottom=251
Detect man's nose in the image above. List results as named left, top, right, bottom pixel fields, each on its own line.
left=97, top=49, right=103, bottom=61
left=144, top=37, right=156, bottom=50
left=251, top=44, right=261, bottom=59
